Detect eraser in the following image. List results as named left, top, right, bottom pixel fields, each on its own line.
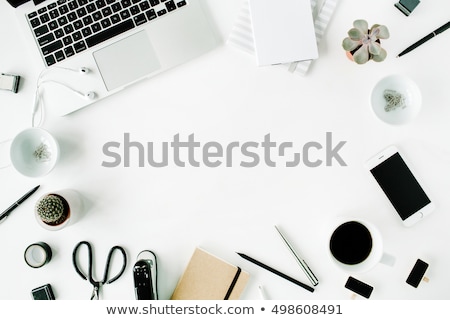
left=395, top=0, right=420, bottom=16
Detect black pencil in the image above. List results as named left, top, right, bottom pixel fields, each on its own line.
left=236, top=252, right=314, bottom=293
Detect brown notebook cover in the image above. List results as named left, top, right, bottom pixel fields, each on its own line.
left=171, top=247, right=250, bottom=300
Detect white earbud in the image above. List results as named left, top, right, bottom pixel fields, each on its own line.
left=37, top=80, right=96, bottom=100
left=78, top=67, right=90, bottom=74
left=70, top=88, right=97, bottom=101
left=57, top=66, right=90, bottom=74
left=84, top=91, right=96, bottom=100
left=32, top=67, right=95, bottom=126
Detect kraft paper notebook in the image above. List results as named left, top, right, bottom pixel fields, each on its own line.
left=171, top=248, right=250, bottom=300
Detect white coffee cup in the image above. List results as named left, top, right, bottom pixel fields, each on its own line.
left=328, top=217, right=395, bottom=273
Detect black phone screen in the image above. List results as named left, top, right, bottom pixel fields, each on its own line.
left=370, top=152, right=431, bottom=221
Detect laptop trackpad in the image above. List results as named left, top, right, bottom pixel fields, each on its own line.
left=93, top=31, right=161, bottom=91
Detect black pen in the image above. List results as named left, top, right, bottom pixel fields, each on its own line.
left=236, top=252, right=314, bottom=293
left=397, top=21, right=450, bottom=57
left=0, top=185, right=40, bottom=223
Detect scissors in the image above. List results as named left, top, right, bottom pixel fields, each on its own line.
left=72, top=241, right=127, bottom=300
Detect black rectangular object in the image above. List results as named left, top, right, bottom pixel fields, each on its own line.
left=133, top=260, right=155, bottom=300
left=31, top=284, right=56, bottom=300
left=406, top=259, right=429, bottom=288
left=85, top=19, right=135, bottom=47
left=370, top=152, right=431, bottom=221
left=6, top=0, right=29, bottom=8
left=345, top=276, right=373, bottom=299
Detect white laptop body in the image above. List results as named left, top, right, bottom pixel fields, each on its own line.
left=14, top=0, right=218, bottom=116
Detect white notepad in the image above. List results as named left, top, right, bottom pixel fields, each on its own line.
left=228, top=0, right=339, bottom=75
left=248, top=0, right=318, bottom=66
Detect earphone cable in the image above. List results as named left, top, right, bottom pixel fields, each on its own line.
left=32, top=79, right=87, bottom=127
left=32, top=66, right=93, bottom=127
left=31, top=86, right=44, bottom=128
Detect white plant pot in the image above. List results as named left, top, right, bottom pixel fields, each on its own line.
left=35, top=189, right=82, bottom=231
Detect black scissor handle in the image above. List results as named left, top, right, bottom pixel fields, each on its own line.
left=72, top=241, right=127, bottom=285
left=103, top=246, right=127, bottom=285
left=72, top=241, right=94, bottom=282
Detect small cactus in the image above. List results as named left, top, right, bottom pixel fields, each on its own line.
left=342, top=19, right=390, bottom=64
left=36, top=194, right=69, bottom=225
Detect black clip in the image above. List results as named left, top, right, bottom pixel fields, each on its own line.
left=0, top=73, right=20, bottom=93
left=395, top=0, right=420, bottom=16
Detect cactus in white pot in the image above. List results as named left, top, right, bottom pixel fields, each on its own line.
left=342, top=19, right=390, bottom=64
left=35, top=194, right=70, bottom=227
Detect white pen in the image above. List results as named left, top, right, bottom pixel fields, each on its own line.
left=274, top=225, right=319, bottom=286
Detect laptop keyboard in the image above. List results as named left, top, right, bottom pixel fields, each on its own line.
left=27, top=0, right=187, bottom=66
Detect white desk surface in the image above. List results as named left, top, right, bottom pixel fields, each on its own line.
left=1, top=0, right=450, bottom=300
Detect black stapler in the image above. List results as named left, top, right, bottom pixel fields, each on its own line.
left=133, top=250, right=158, bottom=300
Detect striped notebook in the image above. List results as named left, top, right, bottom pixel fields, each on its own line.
left=228, top=0, right=339, bottom=75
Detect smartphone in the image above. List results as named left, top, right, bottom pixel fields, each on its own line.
left=406, top=259, right=429, bottom=288
left=365, top=145, right=435, bottom=227
left=345, top=276, right=373, bottom=299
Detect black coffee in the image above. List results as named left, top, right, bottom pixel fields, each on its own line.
left=330, top=221, right=373, bottom=265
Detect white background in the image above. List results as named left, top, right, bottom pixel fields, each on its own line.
left=0, top=0, right=449, bottom=301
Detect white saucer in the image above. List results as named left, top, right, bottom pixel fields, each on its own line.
left=371, top=74, right=422, bottom=125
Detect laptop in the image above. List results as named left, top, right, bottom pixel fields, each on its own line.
left=7, top=0, right=218, bottom=115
